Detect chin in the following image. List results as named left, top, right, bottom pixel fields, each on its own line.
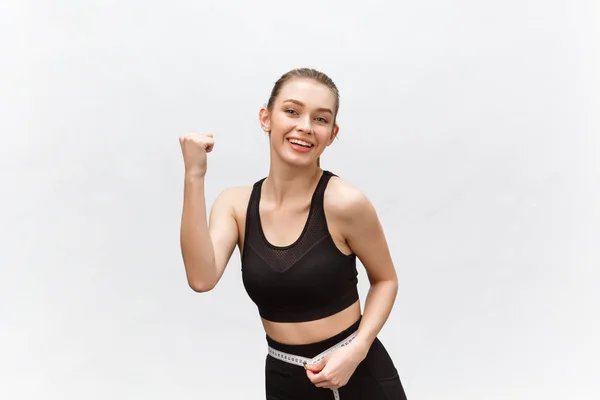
left=273, top=150, right=317, bottom=168
left=283, top=155, right=318, bottom=168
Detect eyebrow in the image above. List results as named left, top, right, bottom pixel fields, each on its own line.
left=282, top=99, right=333, bottom=115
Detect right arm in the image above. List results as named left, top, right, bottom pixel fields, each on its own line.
left=180, top=174, right=239, bottom=292
left=178, top=132, right=238, bottom=292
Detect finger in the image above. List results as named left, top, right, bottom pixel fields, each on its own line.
left=312, top=379, right=338, bottom=389
left=305, top=370, right=320, bottom=383
left=192, top=133, right=213, bottom=140
left=305, top=363, right=324, bottom=373
left=305, top=356, right=328, bottom=372
left=315, top=377, right=343, bottom=390
left=312, top=379, right=330, bottom=387
left=306, top=369, right=326, bottom=379
left=307, top=370, right=330, bottom=385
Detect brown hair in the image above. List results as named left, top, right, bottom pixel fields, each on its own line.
left=266, top=68, right=340, bottom=167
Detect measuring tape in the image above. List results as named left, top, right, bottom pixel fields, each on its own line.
left=267, top=330, right=359, bottom=399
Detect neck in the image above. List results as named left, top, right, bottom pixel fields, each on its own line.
left=263, top=156, right=322, bottom=207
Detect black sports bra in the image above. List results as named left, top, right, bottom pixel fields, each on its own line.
left=241, top=170, right=359, bottom=323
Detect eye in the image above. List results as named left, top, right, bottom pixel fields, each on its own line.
left=285, top=108, right=298, bottom=115
left=315, top=117, right=329, bottom=123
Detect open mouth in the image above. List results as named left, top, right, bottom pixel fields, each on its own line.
left=287, top=138, right=314, bottom=148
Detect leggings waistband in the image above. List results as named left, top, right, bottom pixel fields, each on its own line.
left=265, top=316, right=362, bottom=359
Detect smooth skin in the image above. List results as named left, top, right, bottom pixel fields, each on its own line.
left=179, top=78, right=399, bottom=390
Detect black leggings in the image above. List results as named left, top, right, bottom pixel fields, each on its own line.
left=264, top=318, right=408, bottom=399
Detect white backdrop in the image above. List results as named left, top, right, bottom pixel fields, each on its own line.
left=1, top=1, right=599, bottom=399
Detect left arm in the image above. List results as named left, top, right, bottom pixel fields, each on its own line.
left=305, top=183, right=399, bottom=389
left=342, top=191, right=398, bottom=358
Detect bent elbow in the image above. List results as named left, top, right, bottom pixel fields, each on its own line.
left=188, top=279, right=215, bottom=293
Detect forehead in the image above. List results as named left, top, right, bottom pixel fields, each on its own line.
left=276, top=78, right=336, bottom=109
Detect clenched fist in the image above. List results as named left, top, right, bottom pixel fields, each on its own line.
left=179, top=133, right=215, bottom=177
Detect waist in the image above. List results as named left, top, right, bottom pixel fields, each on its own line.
left=262, top=300, right=361, bottom=345
left=266, top=315, right=363, bottom=359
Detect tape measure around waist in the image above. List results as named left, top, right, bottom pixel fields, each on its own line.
left=266, top=330, right=359, bottom=400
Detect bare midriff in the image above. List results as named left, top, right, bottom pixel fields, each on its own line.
left=261, top=300, right=361, bottom=345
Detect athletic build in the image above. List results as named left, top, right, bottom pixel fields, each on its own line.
left=179, top=68, right=407, bottom=399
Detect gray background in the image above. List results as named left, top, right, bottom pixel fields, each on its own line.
left=1, top=1, right=599, bottom=399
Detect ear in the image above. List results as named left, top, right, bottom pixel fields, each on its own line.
left=327, top=124, right=339, bottom=146
left=259, top=106, right=271, bottom=133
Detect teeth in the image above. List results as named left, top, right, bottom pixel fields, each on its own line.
left=289, top=138, right=313, bottom=147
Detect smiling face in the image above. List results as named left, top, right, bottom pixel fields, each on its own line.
left=259, top=77, right=339, bottom=168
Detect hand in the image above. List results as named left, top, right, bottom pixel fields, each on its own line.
left=179, top=133, right=215, bottom=177
left=304, top=342, right=367, bottom=390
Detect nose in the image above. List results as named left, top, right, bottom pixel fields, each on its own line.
left=297, top=115, right=313, bottom=134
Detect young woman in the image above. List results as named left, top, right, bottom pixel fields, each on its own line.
left=179, top=68, right=408, bottom=399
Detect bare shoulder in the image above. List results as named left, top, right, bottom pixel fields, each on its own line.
left=324, top=175, right=376, bottom=223
left=213, top=185, right=253, bottom=217
left=215, top=185, right=253, bottom=203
